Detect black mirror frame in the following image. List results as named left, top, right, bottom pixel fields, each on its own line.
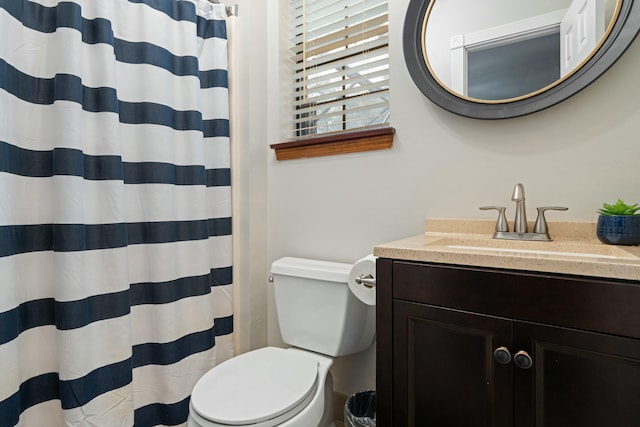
left=403, top=0, right=640, bottom=119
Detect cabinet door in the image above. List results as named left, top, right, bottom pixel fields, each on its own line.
left=393, top=301, right=513, bottom=427
left=514, top=321, right=640, bottom=427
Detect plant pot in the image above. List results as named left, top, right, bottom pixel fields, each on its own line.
left=596, top=215, right=640, bottom=245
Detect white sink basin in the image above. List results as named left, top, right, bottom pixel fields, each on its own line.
left=426, top=237, right=639, bottom=261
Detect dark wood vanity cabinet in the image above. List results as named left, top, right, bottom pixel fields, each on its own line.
left=376, top=258, right=640, bottom=427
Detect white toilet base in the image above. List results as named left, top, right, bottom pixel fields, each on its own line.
left=187, top=348, right=336, bottom=427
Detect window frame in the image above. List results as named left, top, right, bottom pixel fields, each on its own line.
left=273, top=0, right=393, bottom=160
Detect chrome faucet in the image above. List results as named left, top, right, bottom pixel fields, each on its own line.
left=480, top=183, right=568, bottom=241
left=512, top=183, right=528, bottom=233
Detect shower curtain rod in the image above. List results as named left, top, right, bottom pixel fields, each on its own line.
left=206, top=0, right=239, bottom=17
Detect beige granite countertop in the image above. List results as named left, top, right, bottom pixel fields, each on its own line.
left=373, top=218, right=640, bottom=281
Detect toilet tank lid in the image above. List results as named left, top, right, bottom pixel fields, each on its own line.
left=271, top=257, right=352, bottom=283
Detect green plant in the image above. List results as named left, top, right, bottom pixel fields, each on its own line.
left=598, top=199, right=640, bottom=216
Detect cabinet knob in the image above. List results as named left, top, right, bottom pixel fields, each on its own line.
left=514, top=350, right=533, bottom=369
left=493, top=346, right=512, bottom=365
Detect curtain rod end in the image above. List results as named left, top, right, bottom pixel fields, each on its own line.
left=226, top=4, right=238, bottom=17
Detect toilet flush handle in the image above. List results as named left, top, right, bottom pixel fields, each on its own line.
left=355, top=274, right=376, bottom=288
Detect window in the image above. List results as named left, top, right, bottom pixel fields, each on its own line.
left=288, top=0, right=390, bottom=139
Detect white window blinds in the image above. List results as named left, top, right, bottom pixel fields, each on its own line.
left=289, top=0, right=389, bottom=138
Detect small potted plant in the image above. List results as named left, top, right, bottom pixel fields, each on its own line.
left=596, top=199, right=640, bottom=245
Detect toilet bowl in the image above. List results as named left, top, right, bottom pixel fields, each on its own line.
left=188, top=347, right=335, bottom=427
left=188, top=257, right=376, bottom=427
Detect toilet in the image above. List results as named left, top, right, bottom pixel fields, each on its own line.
left=187, top=257, right=376, bottom=427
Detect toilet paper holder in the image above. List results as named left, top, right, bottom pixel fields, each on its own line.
left=355, top=274, right=376, bottom=288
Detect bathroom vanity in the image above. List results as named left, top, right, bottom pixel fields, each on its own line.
left=374, top=219, right=640, bottom=427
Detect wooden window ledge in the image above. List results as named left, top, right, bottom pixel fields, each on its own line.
left=270, top=127, right=395, bottom=161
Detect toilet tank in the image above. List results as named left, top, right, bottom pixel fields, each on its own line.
left=270, top=257, right=376, bottom=357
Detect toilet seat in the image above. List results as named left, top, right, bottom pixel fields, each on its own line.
left=190, top=347, right=320, bottom=426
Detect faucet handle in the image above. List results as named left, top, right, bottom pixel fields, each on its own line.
left=533, top=206, right=569, bottom=234
left=479, top=206, right=509, bottom=232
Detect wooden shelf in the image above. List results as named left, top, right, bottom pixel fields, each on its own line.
left=271, top=127, right=395, bottom=160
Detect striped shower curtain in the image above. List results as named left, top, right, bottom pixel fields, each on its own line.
left=0, top=0, right=234, bottom=425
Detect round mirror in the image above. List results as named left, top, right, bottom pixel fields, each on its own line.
left=403, top=0, right=640, bottom=119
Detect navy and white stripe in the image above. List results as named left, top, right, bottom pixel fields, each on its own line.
left=0, top=0, right=233, bottom=425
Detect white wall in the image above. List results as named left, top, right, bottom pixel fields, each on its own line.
left=234, top=0, right=640, bottom=397
left=225, top=0, right=271, bottom=355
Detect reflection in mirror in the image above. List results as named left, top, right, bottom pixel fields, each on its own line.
left=424, top=0, right=620, bottom=102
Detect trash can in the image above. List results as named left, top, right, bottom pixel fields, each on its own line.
left=344, top=390, right=376, bottom=427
